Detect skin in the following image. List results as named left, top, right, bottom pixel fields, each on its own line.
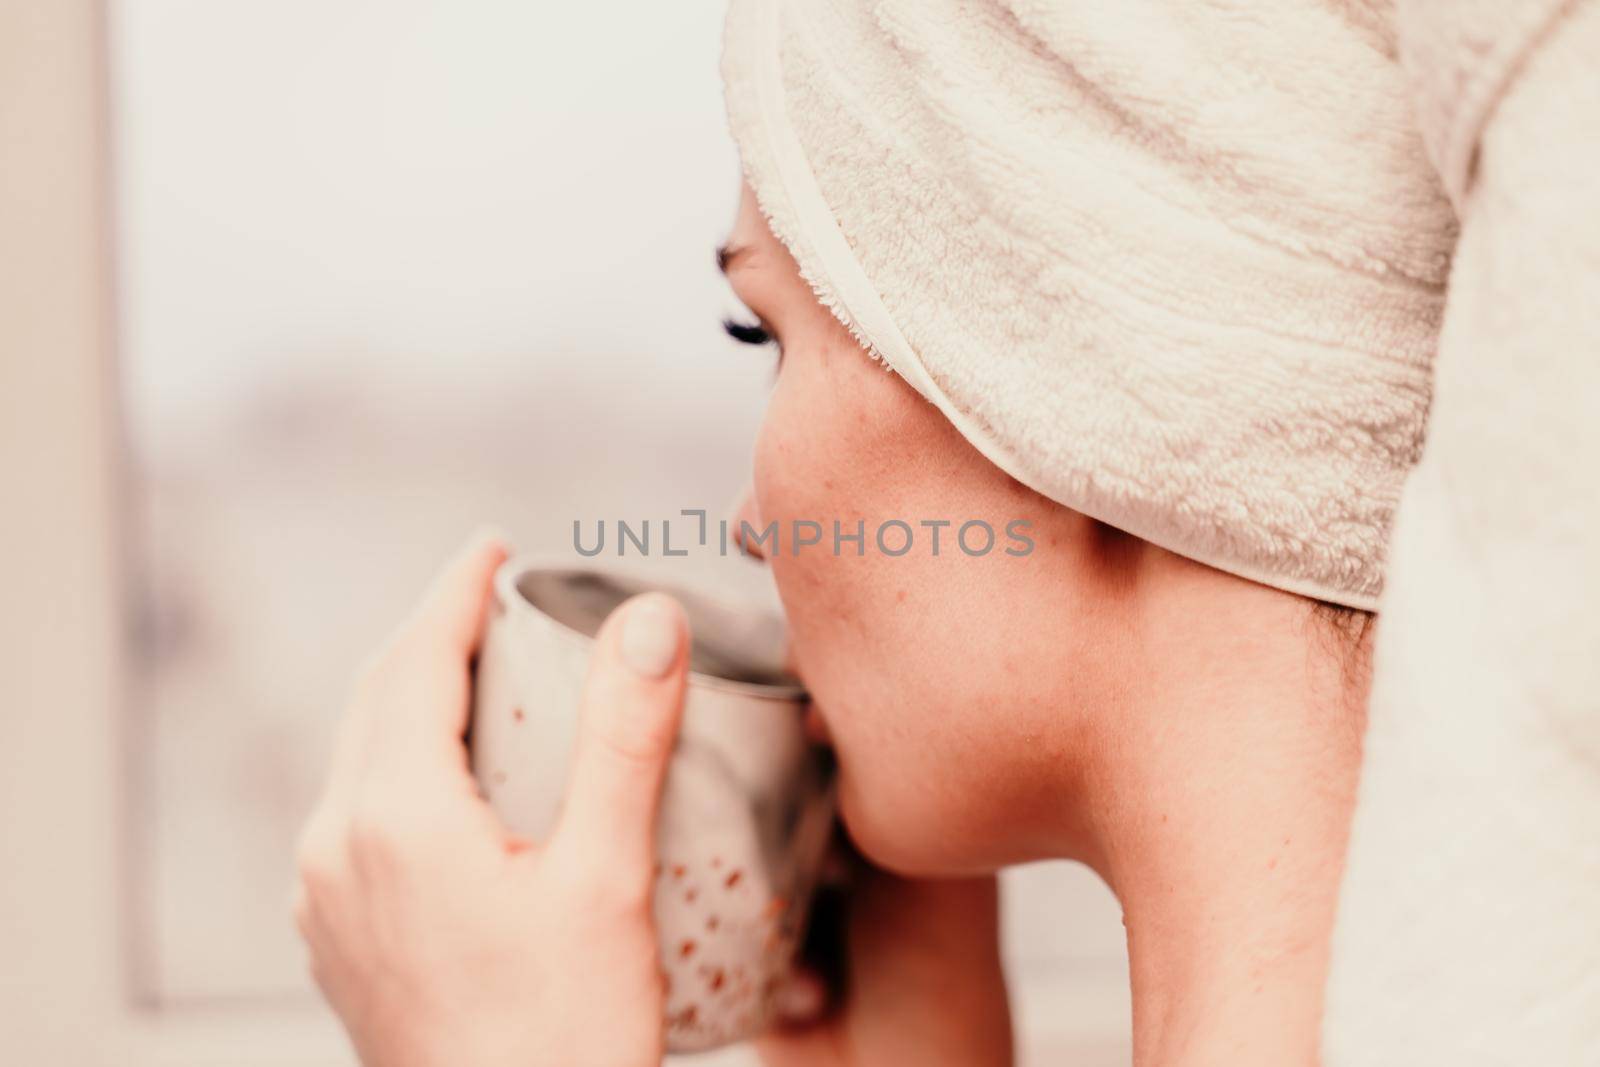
left=296, top=181, right=1374, bottom=1066
left=295, top=535, right=692, bottom=1066
left=723, top=180, right=1372, bottom=1065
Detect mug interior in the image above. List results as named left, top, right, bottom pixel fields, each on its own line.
left=512, top=567, right=804, bottom=698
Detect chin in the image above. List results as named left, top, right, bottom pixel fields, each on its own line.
left=833, top=766, right=1000, bottom=879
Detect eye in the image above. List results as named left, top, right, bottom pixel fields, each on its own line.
left=721, top=315, right=774, bottom=347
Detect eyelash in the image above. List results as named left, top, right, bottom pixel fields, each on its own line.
left=722, top=315, right=784, bottom=375
left=722, top=315, right=774, bottom=348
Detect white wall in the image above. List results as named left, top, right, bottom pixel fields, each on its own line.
left=114, top=0, right=760, bottom=436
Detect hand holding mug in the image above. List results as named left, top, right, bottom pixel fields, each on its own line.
left=292, top=532, right=689, bottom=1067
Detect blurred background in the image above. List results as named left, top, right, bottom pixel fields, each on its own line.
left=1, top=1, right=1129, bottom=1062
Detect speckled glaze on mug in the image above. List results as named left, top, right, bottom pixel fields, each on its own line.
left=469, top=560, right=837, bottom=1052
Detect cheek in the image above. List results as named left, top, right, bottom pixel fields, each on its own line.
left=748, top=344, right=1048, bottom=874
left=749, top=334, right=938, bottom=678
left=749, top=354, right=879, bottom=690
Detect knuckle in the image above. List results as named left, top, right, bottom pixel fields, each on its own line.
left=346, top=803, right=401, bottom=863
left=346, top=787, right=437, bottom=867
left=293, top=818, right=343, bottom=892
left=587, top=688, right=677, bottom=769
left=596, top=718, right=669, bottom=772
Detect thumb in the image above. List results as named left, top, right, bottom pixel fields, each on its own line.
left=551, top=592, right=689, bottom=879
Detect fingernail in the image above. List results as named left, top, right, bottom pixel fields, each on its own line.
left=620, top=595, right=682, bottom=678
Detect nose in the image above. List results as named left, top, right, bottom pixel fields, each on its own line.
left=730, top=482, right=766, bottom=561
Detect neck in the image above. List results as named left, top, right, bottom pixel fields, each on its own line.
left=1077, top=561, right=1369, bottom=1067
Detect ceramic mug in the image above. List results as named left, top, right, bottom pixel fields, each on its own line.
left=469, top=559, right=837, bottom=1052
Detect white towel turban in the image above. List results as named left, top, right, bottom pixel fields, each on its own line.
left=719, top=0, right=1460, bottom=610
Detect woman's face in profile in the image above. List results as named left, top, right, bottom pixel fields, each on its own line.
left=721, top=183, right=1112, bottom=876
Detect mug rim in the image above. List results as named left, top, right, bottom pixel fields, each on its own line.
left=492, top=555, right=809, bottom=702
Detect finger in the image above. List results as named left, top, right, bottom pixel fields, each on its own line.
left=399, top=527, right=511, bottom=662
left=551, top=592, right=689, bottom=878
left=353, top=529, right=511, bottom=781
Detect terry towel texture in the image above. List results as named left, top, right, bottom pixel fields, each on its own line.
left=720, top=0, right=1459, bottom=610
